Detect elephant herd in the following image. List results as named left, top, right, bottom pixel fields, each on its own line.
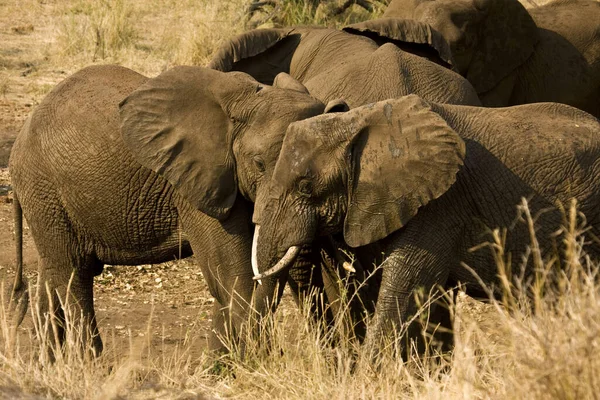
left=7, top=0, right=600, bottom=360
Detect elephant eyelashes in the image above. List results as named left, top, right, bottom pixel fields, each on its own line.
left=297, top=179, right=313, bottom=197
left=253, top=156, right=266, bottom=173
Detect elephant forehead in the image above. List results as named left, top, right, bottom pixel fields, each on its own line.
left=241, top=94, right=324, bottom=151
left=284, top=135, right=324, bottom=173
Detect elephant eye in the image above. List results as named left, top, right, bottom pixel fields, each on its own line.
left=297, top=179, right=313, bottom=197
left=253, top=156, right=265, bottom=173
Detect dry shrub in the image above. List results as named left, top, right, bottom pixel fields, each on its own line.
left=450, top=199, right=600, bottom=399
left=48, top=0, right=250, bottom=74
left=55, top=0, right=138, bottom=62
left=246, top=0, right=385, bottom=28
left=153, top=0, right=248, bottom=67
left=44, top=0, right=383, bottom=75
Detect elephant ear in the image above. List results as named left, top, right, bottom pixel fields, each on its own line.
left=343, top=95, right=465, bottom=247
left=343, top=18, right=454, bottom=69
left=208, top=28, right=301, bottom=85
left=466, top=0, right=539, bottom=93
left=119, top=66, right=255, bottom=220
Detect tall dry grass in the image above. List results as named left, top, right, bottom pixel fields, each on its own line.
left=0, top=201, right=598, bottom=399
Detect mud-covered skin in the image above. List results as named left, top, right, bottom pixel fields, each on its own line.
left=209, top=23, right=481, bottom=108
left=210, top=20, right=481, bottom=338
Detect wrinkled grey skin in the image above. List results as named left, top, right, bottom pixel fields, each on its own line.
left=384, top=0, right=600, bottom=117
left=253, top=95, right=600, bottom=354
left=209, top=19, right=481, bottom=337
left=8, top=64, right=340, bottom=357
left=208, top=20, right=481, bottom=108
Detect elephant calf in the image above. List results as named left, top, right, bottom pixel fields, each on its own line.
left=8, top=64, right=345, bottom=357
left=252, top=95, right=600, bottom=353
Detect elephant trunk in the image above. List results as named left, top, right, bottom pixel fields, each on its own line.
left=252, top=245, right=301, bottom=281
left=252, top=224, right=300, bottom=281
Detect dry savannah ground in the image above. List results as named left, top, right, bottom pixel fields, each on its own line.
left=0, top=0, right=599, bottom=399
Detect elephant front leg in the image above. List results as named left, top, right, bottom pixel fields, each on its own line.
left=366, top=231, right=455, bottom=359
left=178, top=197, right=279, bottom=353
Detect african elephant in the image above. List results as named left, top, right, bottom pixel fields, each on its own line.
left=208, top=20, right=481, bottom=108
left=251, top=95, right=600, bottom=353
left=382, top=0, right=600, bottom=117
left=8, top=64, right=346, bottom=357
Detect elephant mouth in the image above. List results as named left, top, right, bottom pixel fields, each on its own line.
left=251, top=225, right=301, bottom=283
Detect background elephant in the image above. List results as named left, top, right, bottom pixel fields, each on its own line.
left=252, top=95, right=600, bottom=353
left=382, top=0, right=600, bottom=117
left=8, top=64, right=345, bottom=356
left=208, top=20, right=481, bottom=108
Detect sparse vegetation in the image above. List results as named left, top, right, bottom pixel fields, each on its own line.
left=0, top=201, right=598, bottom=399
left=1, top=0, right=600, bottom=398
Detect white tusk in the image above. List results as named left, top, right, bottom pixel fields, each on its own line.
left=252, top=225, right=262, bottom=285
left=253, top=246, right=301, bottom=281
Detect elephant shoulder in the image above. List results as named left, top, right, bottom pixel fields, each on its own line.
left=530, top=0, right=600, bottom=53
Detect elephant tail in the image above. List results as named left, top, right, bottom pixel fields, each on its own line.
left=8, top=191, right=29, bottom=329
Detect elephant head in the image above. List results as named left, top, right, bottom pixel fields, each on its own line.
left=384, top=0, right=540, bottom=93
left=252, top=95, right=465, bottom=278
left=119, top=66, right=346, bottom=220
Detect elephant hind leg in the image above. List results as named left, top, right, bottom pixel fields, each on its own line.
left=34, top=253, right=102, bottom=361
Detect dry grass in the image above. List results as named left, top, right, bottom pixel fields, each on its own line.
left=0, top=201, right=598, bottom=399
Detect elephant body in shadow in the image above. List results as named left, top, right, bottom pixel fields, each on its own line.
left=209, top=22, right=481, bottom=108
left=382, top=0, right=600, bottom=117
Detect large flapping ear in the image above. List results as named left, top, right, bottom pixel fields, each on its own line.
left=343, top=95, right=465, bottom=247
left=208, top=28, right=301, bottom=85
left=344, top=18, right=454, bottom=69
left=466, top=0, right=539, bottom=93
left=119, top=66, right=256, bottom=220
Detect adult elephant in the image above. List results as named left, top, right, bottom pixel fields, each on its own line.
left=251, top=95, right=600, bottom=354
left=381, top=0, right=600, bottom=117
left=208, top=20, right=481, bottom=108
left=8, top=64, right=347, bottom=357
